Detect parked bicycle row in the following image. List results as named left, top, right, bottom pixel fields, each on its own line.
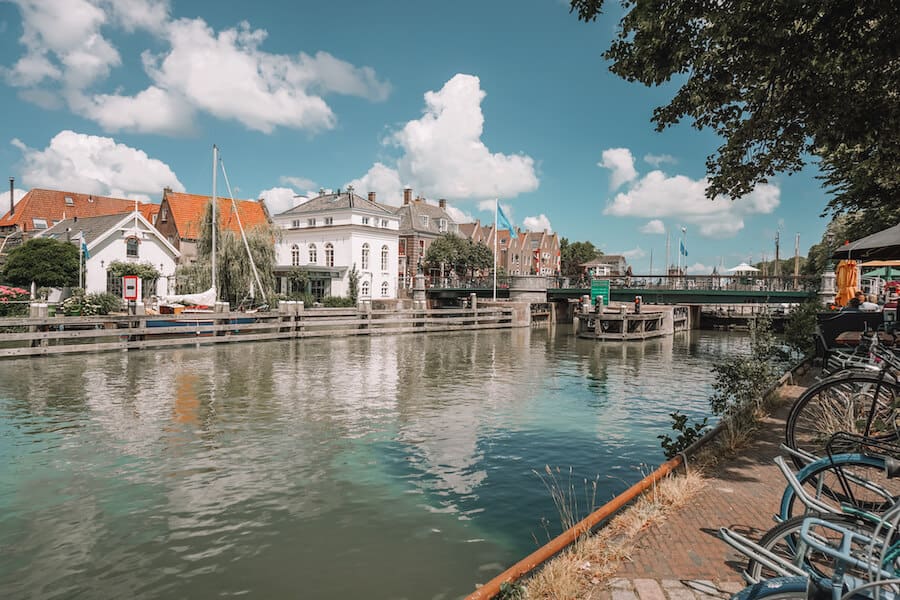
left=719, top=331, right=900, bottom=600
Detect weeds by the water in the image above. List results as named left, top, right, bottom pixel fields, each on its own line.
left=523, top=468, right=708, bottom=599
left=533, top=465, right=600, bottom=549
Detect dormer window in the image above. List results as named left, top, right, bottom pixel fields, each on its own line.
left=126, top=237, right=139, bottom=258
left=421, top=216, right=429, bottom=227
left=32, top=218, right=47, bottom=229
left=64, top=196, right=74, bottom=206
left=160, top=206, right=168, bottom=222
left=439, top=218, right=447, bottom=233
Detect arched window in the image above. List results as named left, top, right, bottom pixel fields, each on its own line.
left=309, top=244, right=317, bottom=264
left=325, top=243, right=334, bottom=267
left=291, top=244, right=300, bottom=266
left=361, top=243, right=370, bottom=270
left=381, top=281, right=389, bottom=297
left=381, top=245, right=389, bottom=271
left=126, top=237, right=139, bottom=258
left=361, top=280, right=370, bottom=297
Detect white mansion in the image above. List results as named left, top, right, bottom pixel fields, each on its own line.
left=272, top=190, right=400, bottom=301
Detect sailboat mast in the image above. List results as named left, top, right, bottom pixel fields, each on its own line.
left=211, top=144, right=218, bottom=298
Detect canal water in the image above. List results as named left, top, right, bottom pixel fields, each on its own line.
left=0, top=328, right=748, bottom=599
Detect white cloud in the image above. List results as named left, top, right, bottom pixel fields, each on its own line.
left=0, top=188, right=28, bottom=215
left=600, top=155, right=780, bottom=239
left=4, top=4, right=391, bottom=135
left=686, top=262, right=714, bottom=275
left=70, top=86, right=194, bottom=135
left=640, top=219, right=666, bottom=234
left=600, top=148, right=637, bottom=190
left=280, top=175, right=316, bottom=190
left=444, top=204, right=474, bottom=225
left=644, top=153, right=677, bottom=167
left=387, top=74, right=538, bottom=200
left=523, top=214, right=552, bottom=233
left=619, top=247, right=646, bottom=260
left=345, top=163, right=404, bottom=206
left=13, top=130, right=184, bottom=198
left=258, top=186, right=304, bottom=215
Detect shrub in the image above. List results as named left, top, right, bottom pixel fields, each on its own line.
left=783, top=301, right=821, bottom=358
left=322, top=296, right=354, bottom=308
left=86, top=292, right=123, bottom=315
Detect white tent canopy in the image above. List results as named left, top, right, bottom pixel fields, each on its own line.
left=726, top=262, right=761, bottom=273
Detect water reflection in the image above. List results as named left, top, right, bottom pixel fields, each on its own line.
left=0, top=328, right=746, bottom=599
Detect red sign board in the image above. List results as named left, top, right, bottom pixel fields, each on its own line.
left=123, top=275, right=140, bottom=301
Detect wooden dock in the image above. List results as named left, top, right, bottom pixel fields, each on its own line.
left=575, top=304, right=690, bottom=341
left=0, top=305, right=521, bottom=359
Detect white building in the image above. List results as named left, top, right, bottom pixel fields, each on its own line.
left=40, top=212, right=180, bottom=298
left=271, top=190, right=400, bottom=301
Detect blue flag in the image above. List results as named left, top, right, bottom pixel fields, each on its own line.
left=497, top=202, right=517, bottom=238
left=680, top=240, right=687, bottom=257
left=80, top=232, right=90, bottom=259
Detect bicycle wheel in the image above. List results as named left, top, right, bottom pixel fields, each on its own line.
left=779, top=454, right=898, bottom=522
left=786, top=373, right=900, bottom=468
left=731, top=577, right=810, bottom=600
left=746, top=512, right=888, bottom=585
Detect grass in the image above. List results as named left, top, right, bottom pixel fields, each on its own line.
left=522, top=467, right=709, bottom=599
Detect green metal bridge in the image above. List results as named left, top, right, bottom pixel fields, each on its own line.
left=426, top=279, right=816, bottom=305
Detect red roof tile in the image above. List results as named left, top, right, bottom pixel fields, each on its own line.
left=0, top=188, right=150, bottom=232
left=164, top=191, right=269, bottom=241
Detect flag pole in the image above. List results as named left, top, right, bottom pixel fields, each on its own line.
left=493, top=198, right=498, bottom=301
left=78, top=232, right=83, bottom=289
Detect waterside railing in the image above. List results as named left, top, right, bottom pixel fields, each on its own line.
left=0, top=305, right=520, bottom=359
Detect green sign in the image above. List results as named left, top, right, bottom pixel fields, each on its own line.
left=590, top=279, right=610, bottom=306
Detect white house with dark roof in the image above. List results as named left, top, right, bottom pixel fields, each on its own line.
left=270, top=189, right=400, bottom=301
left=38, top=211, right=180, bottom=298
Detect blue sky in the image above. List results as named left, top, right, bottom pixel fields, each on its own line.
left=0, top=0, right=832, bottom=273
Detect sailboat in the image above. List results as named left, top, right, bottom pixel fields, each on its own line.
left=149, top=145, right=262, bottom=331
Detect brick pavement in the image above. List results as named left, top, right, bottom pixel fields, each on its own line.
left=598, top=383, right=808, bottom=600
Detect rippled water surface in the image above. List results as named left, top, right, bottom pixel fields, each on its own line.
left=0, top=328, right=748, bottom=599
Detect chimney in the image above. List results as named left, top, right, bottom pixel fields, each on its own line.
left=439, top=198, right=446, bottom=209
left=9, top=177, right=13, bottom=216
left=368, top=191, right=376, bottom=203
left=403, top=188, right=412, bottom=205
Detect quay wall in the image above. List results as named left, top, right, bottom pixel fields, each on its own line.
left=0, top=302, right=530, bottom=359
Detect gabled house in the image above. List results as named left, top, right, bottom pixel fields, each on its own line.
left=459, top=221, right=560, bottom=277
left=38, top=212, right=180, bottom=298
left=582, top=255, right=628, bottom=278
left=389, top=188, right=459, bottom=287
left=0, top=189, right=155, bottom=255
left=155, top=188, right=270, bottom=264
left=272, top=190, right=400, bottom=301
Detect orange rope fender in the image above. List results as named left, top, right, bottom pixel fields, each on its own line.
left=465, top=453, right=685, bottom=600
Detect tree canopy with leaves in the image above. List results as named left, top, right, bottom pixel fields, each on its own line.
left=560, top=238, right=602, bottom=279
left=3, top=237, right=79, bottom=288
left=424, top=234, right=493, bottom=278
left=570, top=1, right=900, bottom=216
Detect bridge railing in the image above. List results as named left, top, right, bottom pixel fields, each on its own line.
left=616, top=275, right=818, bottom=292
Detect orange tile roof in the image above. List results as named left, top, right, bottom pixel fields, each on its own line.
left=138, top=203, right=160, bottom=223
left=0, top=188, right=150, bottom=232
left=164, top=191, right=269, bottom=241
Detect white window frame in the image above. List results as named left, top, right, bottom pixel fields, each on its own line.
left=324, top=217, right=333, bottom=225
left=381, top=245, right=389, bottom=271
left=361, top=243, right=370, bottom=270
left=291, top=244, right=300, bottom=266
left=325, top=243, right=334, bottom=267
left=362, top=216, right=370, bottom=226
left=381, top=281, right=389, bottom=297
left=307, top=218, right=316, bottom=227
left=309, top=243, right=317, bottom=264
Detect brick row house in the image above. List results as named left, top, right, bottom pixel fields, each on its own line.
left=459, top=220, right=561, bottom=277
left=155, top=188, right=270, bottom=264
left=389, top=188, right=459, bottom=288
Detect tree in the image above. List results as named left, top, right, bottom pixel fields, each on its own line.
left=348, top=263, right=359, bottom=303
left=178, top=200, right=281, bottom=305
left=3, top=237, right=79, bottom=287
left=424, top=234, right=494, bottom=278
left=569, top=1, right=900, bottom=216
left=560, top=238, right=601, bottom=280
